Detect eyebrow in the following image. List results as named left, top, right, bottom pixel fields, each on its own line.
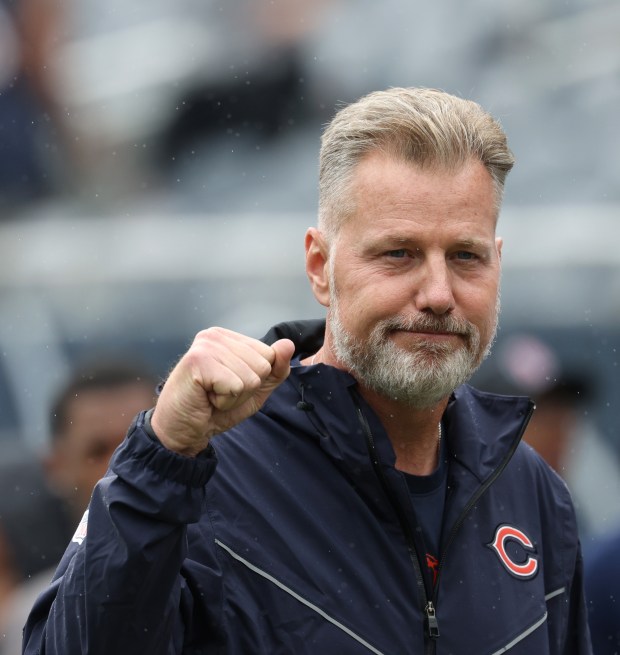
left=452, top=238, right=493, bottom=251
left=371, top=235, right=493, bottom=251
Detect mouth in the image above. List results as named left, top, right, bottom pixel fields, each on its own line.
left=383, top=315, right=473, bottom=349
left=391, top=328, right=465, bottom=345
left=392, top=327, right=462, bottom=337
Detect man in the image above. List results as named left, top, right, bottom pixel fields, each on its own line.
left=43, top=359, right=158, bottom=524
left=4, top=360, right=157, bottom=654
left=23, top=88, right=591, bottom=654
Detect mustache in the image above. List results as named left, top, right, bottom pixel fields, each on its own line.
left=381, top=313, right=477, bottom=338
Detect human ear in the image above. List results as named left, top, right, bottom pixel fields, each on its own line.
left=496, top=236, right=503, bottom=260
left=305, top=228, right=331, bottom=307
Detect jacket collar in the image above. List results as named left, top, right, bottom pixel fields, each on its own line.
left=261, top=320, right=534, bottom=480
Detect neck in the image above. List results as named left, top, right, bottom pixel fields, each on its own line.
left=358, top=384, right=448, bottom=476
left=304, top=346, right=448, bottom=476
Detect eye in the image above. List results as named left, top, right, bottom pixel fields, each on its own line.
left=386, top=249, right=408, bottom=258
left=455, top=251, right=477, bottom=261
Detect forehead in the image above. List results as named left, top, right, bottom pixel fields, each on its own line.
left=341, top=151, right=498, bottom=239
left=62, top=384, right=154, bottom=432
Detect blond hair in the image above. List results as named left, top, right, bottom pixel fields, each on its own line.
left=318, top=87, right=514, bottom=240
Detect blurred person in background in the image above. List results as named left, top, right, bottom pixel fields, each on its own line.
left=162, top=0, right=336, bottom=156
left=471, top=333, right=620, bottom=541
left=1, top=359, right=157, bottom=654
left=0, top=444, right=71, bottom=654
left=159, top=0, right=339, bottom=214
left=42, top=359, right=158, bottom=524
left=0, top=0, right=68, bottom=216
left=472, top=333, right=592, bottom=473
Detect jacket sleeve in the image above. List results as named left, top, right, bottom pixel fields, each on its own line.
left=22, top=411, right=218, bottom=655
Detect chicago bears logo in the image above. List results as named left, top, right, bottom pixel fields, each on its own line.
left=488, top=524, right=539, bottom=579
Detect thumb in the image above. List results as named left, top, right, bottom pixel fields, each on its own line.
left=267, top=338, right=295, bottom=385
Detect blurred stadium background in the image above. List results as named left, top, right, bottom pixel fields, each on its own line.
left=1, top=0, right=619, bottom=535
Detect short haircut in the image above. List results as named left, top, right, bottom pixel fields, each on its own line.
left=318, top=87, right=515, bottom=241
left=50, top=360, right=157, bottom=441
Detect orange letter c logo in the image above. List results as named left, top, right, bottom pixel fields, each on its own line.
left=488, top=524, right=539, bottom=579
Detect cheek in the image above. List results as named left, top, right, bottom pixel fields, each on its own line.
left=471, top=291, right=500, bottom=338
left=335, top=280, right=394, bottom=329
left=460, top=276, right=499, bottom=313
left=338, top=266, right=409, bottom=307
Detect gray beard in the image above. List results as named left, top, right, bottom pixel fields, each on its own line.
left=328, top=301, right=497, bottom=409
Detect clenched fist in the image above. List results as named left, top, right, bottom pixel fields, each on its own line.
left=151, top=327, right=295, bottom=456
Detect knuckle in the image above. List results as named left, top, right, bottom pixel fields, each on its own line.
left=227, top=379, right=246, bottom=397
left=181, top=348, right=204, bottom=373
left=256, top=357, right=273, bottom=379
left=196, top=326, right=226, bottom=343
left=248, top=371, right=264, bottom=390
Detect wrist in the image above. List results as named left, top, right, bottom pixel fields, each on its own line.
left=148, top=408, right=208, bottom=458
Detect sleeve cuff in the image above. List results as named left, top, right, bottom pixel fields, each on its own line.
left=112, top=410, right=217, bottom=489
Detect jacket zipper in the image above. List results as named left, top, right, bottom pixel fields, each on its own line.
left=353, top=402, right=437, bottom=654
left=354, top=393, right=535, bottom=655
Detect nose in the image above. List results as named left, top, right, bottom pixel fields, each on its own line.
left=414, top=256, right=456, bottom=315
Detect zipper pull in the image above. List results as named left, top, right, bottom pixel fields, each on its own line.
left=425, top=601, right=440, bottom=639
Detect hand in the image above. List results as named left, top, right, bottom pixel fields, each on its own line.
left=151, top=327, right=295, bottom=456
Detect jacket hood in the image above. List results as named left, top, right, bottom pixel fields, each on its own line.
left=261, top=318, right=325, bottom=359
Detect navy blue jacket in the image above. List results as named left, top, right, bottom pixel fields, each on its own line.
left=24, top=320, right=591, bottom=654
